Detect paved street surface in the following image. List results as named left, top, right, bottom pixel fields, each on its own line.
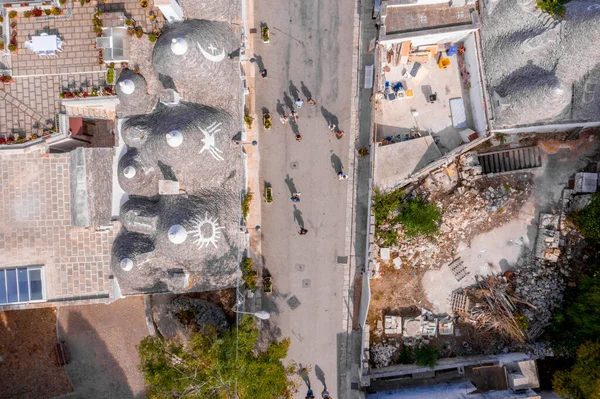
left=253, top=0, right=356, bottom=397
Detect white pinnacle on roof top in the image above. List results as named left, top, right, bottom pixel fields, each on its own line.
left=166, top=130, right=183, bottom=147
left=171, top=37, right=188, bottom=55
left=119, top=79, right=135, bottom=95
left=120, top=258, right=134, bottom=271
left=168, top=224, right=188, bottom=244
left=123, top=165, right=137, bottom=179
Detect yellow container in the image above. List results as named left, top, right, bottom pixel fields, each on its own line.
left=438, top=58, right=451, bottom=69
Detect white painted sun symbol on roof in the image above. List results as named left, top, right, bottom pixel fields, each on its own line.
left=190, top=212, right=223, bottom=248
left=199, top=121, right=224, bottom=161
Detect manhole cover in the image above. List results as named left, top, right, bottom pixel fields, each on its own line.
left=295, top=264, right=305, bottom=271
left=287, top=295, right=301, bottom=310
left=337, top=256, right=348, bottom=264
left=291, top=161, right=299, bottom=169
left=302, top=279, right=311, bottom=288
left=249, top=28, right=258, bottom=34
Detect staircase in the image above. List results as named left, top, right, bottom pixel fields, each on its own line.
left=478, top=146, right=542, bottom=174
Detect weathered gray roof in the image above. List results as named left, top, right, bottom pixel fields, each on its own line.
left=482, top=0, right=600, bottom=128
left=115, top=68, right=157, bottom=117
left=118, top=102, right=242, bottom=197
left=152, top=20, right=242, bottom=114
left=111, top=194, right=240, bottom=295
left=70, top=147, right=114, bottom=227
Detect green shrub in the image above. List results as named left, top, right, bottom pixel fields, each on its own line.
left=574, top=194, right=600, bottom=244
left=244, top=114, right=254, bottom=129
left=372, top=188, right=404, bottom=226
left=536, top=0, right=571, bottom=19
left=148, top=33, right=157, bottom=42
left=241, top=256, right=257, bottom=291
left=397, top=199, right=441, bottom=238
left=241, top=190, right=253, bottom=222
left=415, top=345, right=439, bottom=368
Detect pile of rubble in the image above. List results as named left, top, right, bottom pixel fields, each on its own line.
left=514, top=250, right=566, bottom=341
left=371, top=341, right=398, bottom=368
left=371, top=153, right=532, bottom=275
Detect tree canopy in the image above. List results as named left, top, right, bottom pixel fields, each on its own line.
left=553, top=341, right=600, bottom=399
left=574, top=193, right=600, bottom=244
left=138, top=315, right=294, bottom=399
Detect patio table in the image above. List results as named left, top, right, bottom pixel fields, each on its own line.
left=31, top=35, right=58, bottom=52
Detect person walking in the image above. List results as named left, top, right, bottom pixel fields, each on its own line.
left=295, top=98, right=304, bottom=109
left=261, top=69, right=268, bottom=79
left=335, top=130, right=345, bottom=139
left=337, top=171, right=348, bottom=180
left=328, top=124, right=336, bottom=133
left=279, top=114, right=289, bottom=125
left=299, top=228, right=308, bottom=235
left=307, top=98, right=316, bottom=105
left=322, top=387, right=331, bottom=398
left=290, top=111, right=299, bottom=122
left=296, top=134, right=303, bottom=142
left=291, top=192, right=301, bottom=202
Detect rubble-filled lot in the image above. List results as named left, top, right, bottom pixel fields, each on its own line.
left=368, top=131, right=600, bottom=369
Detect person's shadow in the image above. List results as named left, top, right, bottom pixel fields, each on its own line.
left=330, top=153, right=343, bottom=174
left=315, top=364, right=326, bottom=389
left=289, top=80, right=300, bottom=100
left=284, top=174, right=297, bottom=195
left=300, top=81, right=312, bottom=99
left=293, top=205, right=304, bottom=229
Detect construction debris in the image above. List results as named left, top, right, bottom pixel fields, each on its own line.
left=534, top=213, right=561, bottom=263
left=371, top=342, right=398, bottom=368
left=515, top=250, right=566, bottom=341
left=466, top=275, right=535, bottom=343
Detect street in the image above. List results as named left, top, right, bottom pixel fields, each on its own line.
left=252, top=0, right=356, bottom=397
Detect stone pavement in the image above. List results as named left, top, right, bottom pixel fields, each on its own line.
left=251, top=0, right=362, bottom=397
left=0, top=149, right=119, bottom=309
left=0, top=0, right=164, bottom=138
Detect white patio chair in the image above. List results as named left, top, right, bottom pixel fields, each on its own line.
left=46, top=50, right=57, bottom=58
left=25, top=41, right=34, bottom=51
left=40, top=32, right=48, bottom=36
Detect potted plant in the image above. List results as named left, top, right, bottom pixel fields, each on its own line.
left=7, top=44, right=17, bottom=52
left=59, top=0, right=66, bottom=4
left=127, top=27, right=135, bottom=36
left=44, top=9, right=51, bottom=15
left=0, top=42, right=4, bottom=51
left=140, top=0, right=148, bottom=7
left=135, top=26, right=143, bottom=38
left=244, top=114, right=254, bottom=129
left=23, top=10, right=31, bottom=17
left=32, top=7, right=42, bottom=17
left=106, top=68, right=115, bottom=85
left=29, top=134, right=38, bottom=140
left=263, top=276, right=273, bottom=293
left=125, top=18, right=133, bottom=26
left=148, top=33, right=156, bottom=42
left=263, top=112, right=271, bottom=130
left=8, top=10, right=17, bottom=19
left=50, top=7, right=61, bottom=15
left=261, top=25, right=269, bottom=43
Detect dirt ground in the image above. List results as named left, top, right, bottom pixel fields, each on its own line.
left=0, top=308, right=72, bottom=399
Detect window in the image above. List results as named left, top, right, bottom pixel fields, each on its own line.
left=0, top=266, right=45, bottom=304
left=419, top=15, right=428, bottom=24
left=457, top=10, right=465, bottom=19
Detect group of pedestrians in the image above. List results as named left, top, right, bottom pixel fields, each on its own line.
left=278, top=96, right=317, bottom=142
